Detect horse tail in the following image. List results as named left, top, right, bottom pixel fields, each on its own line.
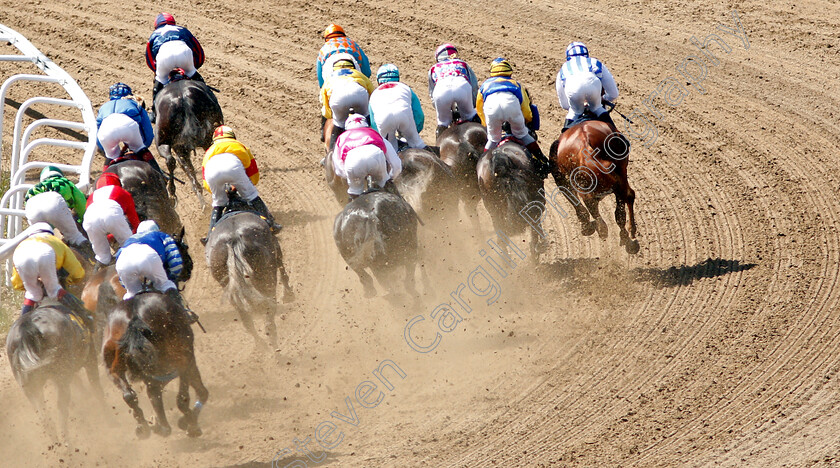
left=7, top=318, right=56, bottom=386
left=458, top=141, right=480, bottom=164
left=225, top=241, right=267, bottom=310
left=118, top=315, right=157, bottom=376
left=490, top=149, right=531, bottom=224
left=549, top=139, right=560, bottom=159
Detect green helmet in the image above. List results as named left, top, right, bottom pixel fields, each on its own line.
left=39, top=165, right=64, bottom=182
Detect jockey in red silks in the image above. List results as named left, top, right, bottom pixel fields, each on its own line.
left=83, top=173, right=140, bottom=269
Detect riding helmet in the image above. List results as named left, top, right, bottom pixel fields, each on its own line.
left=345, top=114, right=368, bottom=130
left=376, top=64, right=400, bottom=84
left=39, top=165, right=64, bottom=182
left=565, top=42, right=589, bottom=60
left=137, top=220, right=161, bottom=234
left=213, top=125, right=236, bottom=141
left=96, top=172, right=122, bottom=189
left=435, top=43, right=458, bottom=62
left=109, top=82, right=133, bottom=100
left=489, top=58, right=514, bottom=77
left=155, top=12, right=176, bottom=28
left=323, top=24, right=346, bottom=40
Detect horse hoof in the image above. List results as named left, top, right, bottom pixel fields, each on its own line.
left=187, top=426, right=203, bottom=438
left=178, top=416, right=190, bottom=431
left=625, top=239, right=641, bottom=255
left=153, top=424, right=172, bottom=437
left=581, top=222, right=596, bottom=237
left=136, top=424, right=151, bottom=439
left=363, top=288, right=376, bottom=299
left=283, top=291, right=296, bottom=303
left=597, top=221, right=609, bottom=240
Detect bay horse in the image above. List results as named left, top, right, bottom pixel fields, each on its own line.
left=103, top=159, right=183, bottom=236
left=102, top=291, right=208, bottom=438
left=333, top=183, right=421, bottom=298
left=436, top=121, right=487, bottom=232
left=6, top=299, right=103, bottom=439
left=205, top=187, right=295, bottom=348
left=477, top=139, right=546, bottom=257
left=549, top=119, right=639, bottom=254
left=155, top=79, right=224, bottom=205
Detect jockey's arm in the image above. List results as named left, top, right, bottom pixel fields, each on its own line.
left=600, top=65, right=619, bottom=102
left=137, top=104, right=155, bottom=148
left=384, top=140, right=402, bottom=179
left=54, top=239, right=85, bottom=283
left=519, top=87, right=533, bottom=123
left=468, top=66, right=479, bottom=105
left=70, top=182, right=87, bottom=221
left=475, top=91, right=486, bottom=125
left=161, top=235, right=184, bottom=281
left=186, top=30, right=205, bottom=68
left=410, top=89, right=425, bottom=133
left=358, top=47, right=372, bottom=78
left=555, top=73, right=570, bottom=110
left=320, top=84, right=333, bottom=119
left=428, top=71, right=436, bottom=100
left=145, top=40, right=156, bottom=71
left=316, top=57, right=325, bottom=88
left=369, top=105, right=379, bottom=131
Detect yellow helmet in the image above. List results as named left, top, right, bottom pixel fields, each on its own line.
left=323, top=24, right=346, bottom=40
left=489, top=58, right=514, bottom=77
left=333, top=59, right=356, bottom=70
left=213, top=125, right=235, bottom=141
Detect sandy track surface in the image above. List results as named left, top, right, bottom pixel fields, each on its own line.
left=1, top=1, right=839, bottom=466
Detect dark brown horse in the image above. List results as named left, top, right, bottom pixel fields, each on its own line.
left=205, top=188, right=295, bottom=348
left=104, top=159, right=183, bottom=236
left=393, top=147, right=458, bottom=219
left=477, top=139, right=546, bottom=257
left=155, top=79, right=224, bottom=205
left=102, top=291, right=208, bottom=438
left=436, top=121, right=487, bottom=231
left=549, top=120, right=639, bottom=254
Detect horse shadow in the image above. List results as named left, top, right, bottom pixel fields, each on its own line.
left=277, top=209, right=330, bottom=228
left=632, top=257, right=757, bottom=288
left=211, top=451, right=339, bottom=468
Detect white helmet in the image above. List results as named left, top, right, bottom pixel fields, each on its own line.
left=345, top=113, right=369, bottom=130
left=137, top=220, right=160, bottom=235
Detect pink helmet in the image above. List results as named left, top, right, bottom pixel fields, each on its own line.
left=435, top=43, right=458, bottom=62
left=345, top=113, right=368, bottom=130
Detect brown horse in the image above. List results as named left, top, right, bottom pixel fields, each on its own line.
left=549, top=120, right=639, bottom=254
left=436, top=121, right=487, bottom=232
left=104, top=159, right=183, bottom=236
left=102, top=291, right=208, bottom=438
left=477, top=139, right=546, bottom=257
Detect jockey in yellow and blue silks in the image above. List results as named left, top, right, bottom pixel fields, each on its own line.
left=476, top=58, right=550, bottom=178
left=320, top=58, right=376, bottom=149
left=317, top=24, right=371, bottom=88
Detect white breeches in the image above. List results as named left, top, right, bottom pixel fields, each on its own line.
left=344, top=145, right=389, bottom=195
left=25, top=192, right=86, bottom=245
left=371, top=106, right=425, bottom=150
left=82, top=199, right=132, bottom=264
left=13, top=241, right=61, bottom=302
left=204, top=153, right=259, bottom=207
left=329, top=82, right=370, bottom=128
left=155, top=40, right=198, bottom=85
left=116, top=243, right=176, bottom=299
left=432, top=77, right=476, bottom=127
left=483, top=92, right=535, bottom=149
left=99, top=113, right=145, bottom=159
left=564, top=72, right=605, bottom=119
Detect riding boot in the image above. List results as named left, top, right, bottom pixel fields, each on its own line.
left=320, top=115, right=327, bottom=142
left=423, top=145, right=440, bottom=157
left=20, top=298, right=36, bottom=315
left=164, top=288, right=198, bottom=324
left=436, top=125, right=448, bottom=139
left=328, top=125, right=344, bottom=151
left=57, top=289, right=94, bottom=329
left=525, top=141, right=551, bottom=179
left=190, top=70, right=205, bottom=83
left=150, top=80, right=165, bottom=123
left=561, top=118, right=575, bottom=133
left=249, top=196, right=283, bottom=233
left=201, top=206, right=225, bottom=245
left=383, top=179, right=401, bottom=198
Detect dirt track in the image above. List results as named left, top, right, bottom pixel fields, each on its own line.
left=1, top=1, right=840, bottom=466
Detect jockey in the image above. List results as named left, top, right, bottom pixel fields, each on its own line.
left=369, top=64, right=429, bottom=152
left=83, top=172, right=140, bottom=269
left=332, top=113, right=402, bottom=201
left=24, top=166, right=94, bottom=258
left=428, top=43, right=480, bottom=138
left=476, top=58, right=550, bottom=178
left=96, top=83, right=162, bottom=173
left=555, top=42, right=620, bottom=132
left=146, top=12, right=205, bottom=121
left=11, top=222, right=91, bottom=323
left=201, top=125, right=281, bottom=242
left=320, top=57, right=375, bottom=149
left=317, top=24, right=371, bottom=88
left=115, top=220, right=197, bottom=323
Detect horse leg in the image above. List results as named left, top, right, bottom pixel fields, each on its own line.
left=179, top=148, right=206, bottom=208
left=23, top=380, right=57, bottom=440
left=235, top=304, right=267, bottom=349
left=176, top=377, right=192, bottom=432
left=106, top=342, right=150, bottom=438
left=146, top=381, right=171, bottom=437
left=264, top=298, right=278, bottom=348
left=55, top=378, right=71, bottom=440
left=623, top=186, right=640, bottom=254
left=84, top=348, right=106, bottom=403
left=584, top=196, right=608, bottom=240
left=275, top=239, right=296, bottom=303
left=355, top=267, right=377, bottom=298
left=184, top=359, right=208, bottom=438
left=159, top=144, right=178, bottom=198
left=404, top=261, right=419, bottom=298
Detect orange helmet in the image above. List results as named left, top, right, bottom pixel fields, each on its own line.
left=213, top=125, right=235, bottom=141
left=323, top=24, right=346, bottom=40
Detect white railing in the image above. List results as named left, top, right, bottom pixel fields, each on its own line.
left=0, top=24, right=97, bottom=283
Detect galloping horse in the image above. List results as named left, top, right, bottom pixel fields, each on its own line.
left=477, top=139, right=546, bottom=257
left=6, top=300, right=103, bottom=439
left=102, top=291, right=208, bottom=438
left=549, top=119, right=639, bottom=254
left=104, top=159, right=183, bottom=235
left=436, top=120, right=487, bottom=231
left=155, top=79, right=224, bottom=204
left=205, top=187, right=294, bottom=348
left=393, top=147, right=458, bottom=219
left=333, top=183, right=421, bottom=298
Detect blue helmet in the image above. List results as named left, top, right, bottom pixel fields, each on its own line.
left=109, top=82, right=133, bottom=100
left=565, top=42, right=589, bottom=61
left=376, top=64, right=400, bottom=84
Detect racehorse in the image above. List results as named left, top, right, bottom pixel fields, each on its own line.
left=477, top=139, right=546, bottom=257
left=393, top=147, right=458, bottom=219
left=205, top=187, right=295, bottom=348
left=104, top=159, right=183, bottom=236
left=333, top=182, right=421, bottom=298
left=102, top=291, right=207, bottom=438
left=6, top=300, right=103, bottom=439
left=549, top=119, right=639, bottom=254
left=155, top=79, right=224, bottom=205
left=436, top=120, right=487, bottom=232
